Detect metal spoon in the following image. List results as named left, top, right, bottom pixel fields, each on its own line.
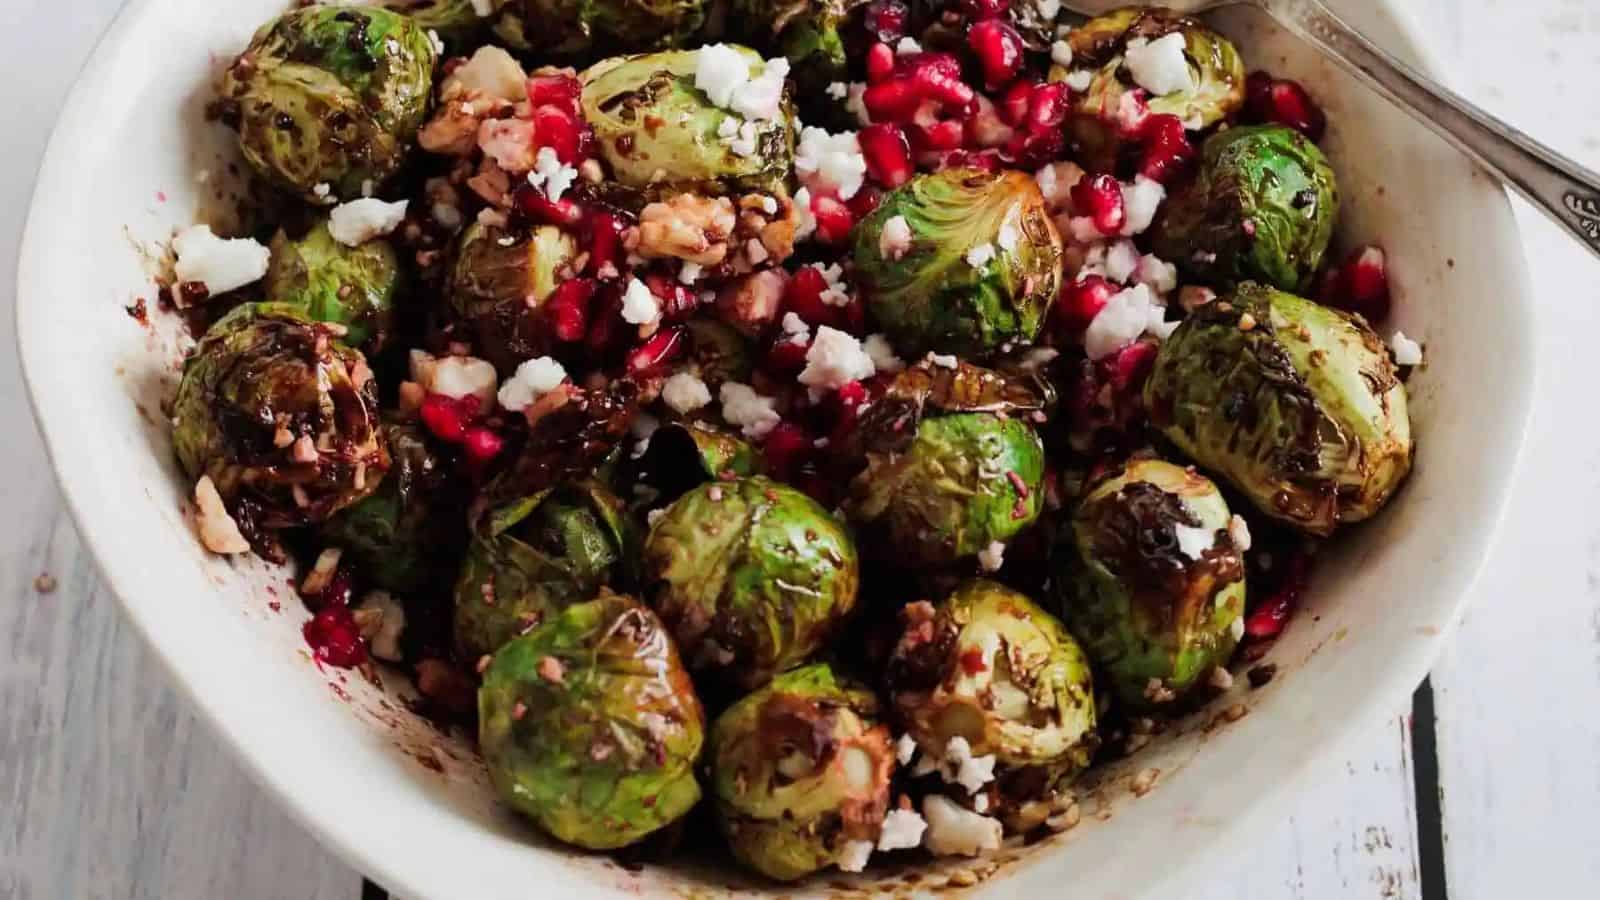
left=1058, top=0, right=1600, bottom=258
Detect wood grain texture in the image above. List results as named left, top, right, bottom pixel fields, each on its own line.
left=1423, top=2, right=1600, bottom=896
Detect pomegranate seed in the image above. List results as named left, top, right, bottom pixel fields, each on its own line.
left=303, top=606, right=367, bottom=668
left=1055, top=275, right=1117, bottom=333
left=968, top=20, right=1025, bottom=90
left=911, top=119, right=965, bottom=152
left=783, top=266, right=838, bottom=329
left=966, top=95, right=1016, bottom=149
left=1246, top=72, right=1327, bottom=142
left=1107, top=340, right=1158, bottom=391
left=999, top=80, right=1036, bottom=127
left=765, top=336, right=810, bottom=376
left=585, top=286, right=626, bottom=358
left=462, top=426, right=505, bottom=466
left=419, top=393, right=474, bottom=443
left=866, top=42, right=897, bottom=84
left=960, top=0, right=1009, bottom=19
left=959, top=647, right=988, bottom=674
left=1026, top=83, right=1070, bottom=134
left=863, top=78, right=922, bottom=122
left=840, top=297, right=868, bottom=335
left=761, top=422, right=812, bottom=478
left=1245, top=551, right=1311, bottom=640
left=1245, top=71, right=1274, bottom=115
left=846, top=184, right=884, bottom=219
left=513, top=183, right=584, bottom=228
left=811, top=195, right=856, bottom=244
left=545, top=279, right=595, bottom=342
left=301, top=568, right=353, bottom=612
left=532, top=104, right=586, bottom=164
left=866, top=0, right=909, bottom=41
left=625, top=325, right=686, bottom=375
left=1071, top=174, right=1126, bottom=235
left=583, top=211, right=625, bottom=276
left=1138, top=113, right=1195, bottom=184
left=1320, top=245, right=1391, bottom=322
left=526, top=74, right=582, bottom=116
left=835, top=380, right=869, bottom=410
left=906, top=54, right=975, bottom=111
left=859, top=124, right=914, bottom=189
left=644, top=273, right=699, bottom=322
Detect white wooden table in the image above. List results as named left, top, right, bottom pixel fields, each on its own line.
left=3, top=1, right=1597, bottom=897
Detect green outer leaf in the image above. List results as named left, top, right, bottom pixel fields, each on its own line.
left=1058, top=459, right=1245, bottom=708
left=846, top=413, right=1044, bottom=565
left=479, top=593, right=704, bottom=850
left=853, top=169, right=1063, bottom=357
left=642, top=476, right=859, bottom=690
left=1143, top=284, right=1412, bottom=535
left=1150, top=125, right=1339, bottom=293
left=264, top=221, right=400, bottom=349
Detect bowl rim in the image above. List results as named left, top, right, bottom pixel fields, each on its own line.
left=14, top=1, right=1538, bottom=897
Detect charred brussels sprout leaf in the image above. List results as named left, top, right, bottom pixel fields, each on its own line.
left=264, top=220, right=400, bottom=351
left=495, top=0, right=707, bottom=56
left=1151, top=124, right=1338, bottom=292
left=710, top=663, right=894, bottom=881
left=173, top=303, right=389, bottom=535
left=638, top=421, right=763, bottom=502
left=854, top=169, right=1063, bottom=358
left=218, top=6, right=437, bottom=202
left=1057, top=459, right=1245, bottom=708
left=448, top=221, right=578, bottom=373
left=1144, top=283, right=1412, bottom=535
left=479, top=592, right=704, bottom=850
left=580, top=48, right=794, bottom=207
left=729, top=0, right=864, bottom=97
left=846, top=412, right=1044, bottom=565
left=642, top=477, right=859, bottom=690
left=454, top=481, right=636, bottom=662
left=888, top=581, right=1097, bottom=828
left=321, top=420, right=468, bottom=594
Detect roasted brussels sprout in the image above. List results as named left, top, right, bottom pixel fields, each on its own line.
left=455, top=481, right=636, bottom=663
left=173, top=303, right=389, bottom=536
left=321, top=420, right=468, bottom=594
left=218, top=6, right=438, bottom=203
left=379, top=0, right=496, bottom=41
left=887, top=581, right=1097, bottom=829
left=494, top=0, right=707, bottom=56
left=642, top=477, right=859, bottom=689
left=264, top=220, right=400, bottom=350
left=479, top=591, right=704, bottom=850
left=1057, top=459, right=1246, bottom=708
left=1151, top=124, right=1338, bottom=293
left=448, top=221, right=578, bottom=373
left=1144, top=283, right=1412, bottom=535
left=684, top=318, right=754, bottom=389
left=730, top=0, right=864, bottom=97
left=637, top=421, right=763, bottom=502
left=853, top=169, right=1063, bottom=358
left=710, top=663, right=894, bottom=881
left=580, top=48, right=794, bottom=206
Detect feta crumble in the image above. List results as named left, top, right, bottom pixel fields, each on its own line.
left=1084, top=284, right=1161, bottom=360
left=1174, top=523, right=1217, bottom=560
left=1050, top=40, right=1074, bottom=67
left=826, top=81, right=849, bottom=99
left=1134, top=253, right=1179, bottom=294
left=447, top=45, right=526, bottom=101
left=965, top=242, right=996, bottom=268
left=836, top=840, right=874, bottom=873
left=719, top=382, right=781, bottom=439
left=977, top=541, right=1006, bottom=573
left=620, top=277, right=661, bottom=326
left=793, top=187, right=817, bottom=241
left=527, top=146, right=578, bottom=201
left=420, top=353, right=499, bottom=406
left=1120, top=175, right=1166, bottom=236
left=812, top=262, right=852, bottom=306
left=941, top=736, right=997, bottom=795
left=172, top=225, right=270, bottom=296
left=497, top=356, right=567, bottom=412
left=468, top=0, right=497, bottom=16
left=193, top=475, right=250, bottom=555
left=1102, top=239, right=1141, bottom=284
left=863, top=333, right=905, bottom=373
left=731, top=57, right=789, bottom=121
left=997, top=205, right=1023, bottom=253
left=922, top=795, right=1003, bottom=858
left=1065, top=69, right=1094, bottom=92
left=795, top=127, right=868, bottom=201
left=781, top=312, right=811, bottom=339
left=879, top=214, right=913, bottom=260
left=1390, top=330, right=1424, bottom=366
left=896, top=37, right=922, bottom=55
left=694, top=44, right=749, bottom=108
left=895, top=733, right=919, bottom=765
left=1124, top=33, right=1196, bottom=96
left=328, top=198, right=409, bottom=246
left=661, top=372, right=713, bottom=414
left=1229, top=616, right=1246, bottom=642
left=358, top=590, right=406, bottom=662
left=877, top=808, right=928, bottom=852
left=798, top=326, right=877, bottom=390
left=1228, top=514, right=1253, bottom=552
left=679, top=261, right=703, bottom=285
left=929, top=353, right=959, bottom=369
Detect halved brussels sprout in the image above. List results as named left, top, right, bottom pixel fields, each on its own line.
left=1144, top=283, right=1412, bottom=535
left=321, top=420, right=468, bottom=595
left=494, top=0, right=707, bottom=57
left=637, top=421, right=763, bottom=502
left=887, top=581, right=1097, bottom=828
left=846, top=410, right=1044, bottom=566
left=483, top=381, right=642, bottom=506
left=853, top=169, right=1063, bottom=358
left=1057, top=459, right=1245, bottom=708
left=580, top=48, right=794, bottom=207
left=710, top=663, right=894, bottom=881
left=479, top=591, right=704, bottom=850
left=173, top=303, right=389, bottom=536
left=684, top=318, right=754, bottom=390
left=1150, top=124, right=1338, bottom=293
left=448, top=221, right=578, bottom=373
left=264, top=220, right=400, bottom=351
left=218, top=6, right=437, bottom=202
left=642, top=476, right=859, bottom=689
left=455, top=481, right=636, bottom=663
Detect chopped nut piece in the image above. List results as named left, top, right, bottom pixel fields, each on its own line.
left=193, top=476, right=250, bottom=555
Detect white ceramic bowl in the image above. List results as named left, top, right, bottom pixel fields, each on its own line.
left=16, top=2, right=1534, bottom=897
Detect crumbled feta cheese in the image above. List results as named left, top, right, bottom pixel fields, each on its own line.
left=468, top=0, right=496, bottom=16
left=1134, top=253, right=1179, bottom=294
left=497, top=356, right=566, bottom=412
left=836, top=840, right=874, bottom=873
left=694, top=43, right=750, bottom=108
left=996, top=205, right=1023, bottom=253
left=1103, top=239, right=1141, bottom=284
left=977, top=541, right=1005, bottom=573
left=328, top=198, right=409, bottom=247
left=1065, top=69, right=1094, bottom=92
left=896, top=37, right=922, bottom=55
left=877, top=808, right=928, bottom=852
left=731, top=57, right=789, bottom=121
left=1210, top=666, right=1235, bottom=690
left=447, top=45, right=526, bottom=101
left=193, top=475, right=250, bottom=555
left=659, top=372, right=712, bottom=415
left=826, top=81, right=849, bottom=99
left=879, top=214, right=913, bottom=260
left=793, top=187, right=817, bottom=242
left=358, top=591, right=406, bottom=662
left=717, top=115, right=740, bottom=139
left=1084, top=284, right=1159, bottom=360
left=647, top=508, right=667, bottom=527
left=1124, top=33, right=1195, bottom=96
left=863, top=334, right=905, bottom=373
left=799, top=326, right=877, bottom=390
left=1120, top=175, right=1166, bottom=236
left=679, top=261, right=703, bottom=285
left=846, top=83, right=871, bottom=125
left=719, top=382, right=781, bottom=439
left=922, top=795, right=1003, bottom=858
left=426, top=29, right=445, bottom=57
left=1390, top=330, right=1424, bottom=366
left=1174, top=523, right=1217, bottom=560
left=812, top=262, right=851, bottom=306
left=1050, top=40, right=1074, bottom=68
left=1019, top=347, right=1060, bottom=371
left=1229, top=616, right=1245, bottom=641
left=1035, top=0, right=1061, bottom=19
left=929, top=353, right=958, bottom=369
left=965, top=243, right=996, bottom=268
left=1035, top=161, right=1084, bottom=212
left=781, top=312, right=811, bottom=339
left=1228, top=514, right=1252, bottom=552
left=620, top=277, right=661, bottom=326
left=172, top=225, right=270, bottom=296
left=726, top=118, right=760, bottom=157
left=794, top=127, right=868, bottom=201
left=312, top=182, right=332, bottom=202
left=895, top=733, right=919, bottom=765
left=422, top=353, right=499, bottom=406
left=527, top=146, right=578, bottom=201
left=941, top=737, right=997, bottom=795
